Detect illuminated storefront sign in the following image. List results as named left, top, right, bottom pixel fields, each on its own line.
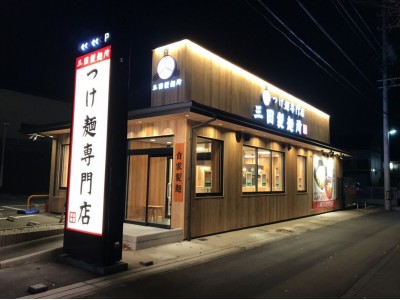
left=152, top=78, right=182, bottom=91
left=79, top=32, right=110, bottom=53
left=152, top=53, right=183, bottom=91
left=67, top=45, right=111, bottom=236
left=313, top=155, right=336, bottom=209
left=253, top=89, right=308, bottom=136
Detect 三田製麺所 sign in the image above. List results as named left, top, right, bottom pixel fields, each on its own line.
left=67, top=45, right=111, bottom=236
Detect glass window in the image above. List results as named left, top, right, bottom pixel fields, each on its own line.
left=195, top=137, right=223, bottom=195
left=297, top=156, right=307, bottom=191
left=59, top=144, right=70, bottom=188
left=258, top=149, right=271, bottom=192
left=272, top=152, right=284, bottom=192
left=242, top=146, right=284, bottom=193
left=242, top=146, right=256, bottom=192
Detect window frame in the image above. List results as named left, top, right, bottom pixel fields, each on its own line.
left=242, top=145, right=285, bottom=194
left=195, top=136, right=224, bottom=197
left=59, top=144, right=70, bottom=189
left=296, top=155, right=307, bottom=192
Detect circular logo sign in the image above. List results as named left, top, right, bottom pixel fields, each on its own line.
left=157, top=55, right=176, bottom=80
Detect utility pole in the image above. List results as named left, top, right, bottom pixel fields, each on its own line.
left=378, top=0, right=400, bottom=210
left=381, top=4, right=391, bottom=210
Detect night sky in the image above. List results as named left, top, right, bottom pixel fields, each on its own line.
left=1, top=0, right=400, bottom=158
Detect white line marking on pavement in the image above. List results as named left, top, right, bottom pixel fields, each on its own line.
left=0, top=215, right=37, bottom=220
left=1, top=206, right=25, bottom=210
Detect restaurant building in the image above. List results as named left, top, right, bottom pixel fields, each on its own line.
left=32, top=39, right=348, bottom=240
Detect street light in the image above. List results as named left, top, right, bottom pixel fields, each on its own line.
left=384, top=128, right=397, bottom=210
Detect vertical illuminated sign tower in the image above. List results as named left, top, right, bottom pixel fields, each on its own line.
left=67, top=45, right=111, bottom=236
left=63, top=33, right=128, bottom=269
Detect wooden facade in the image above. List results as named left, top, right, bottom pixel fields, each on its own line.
left=42, top=39, right=346, bottom=241
left=152, top=39, right=330, bottom=144
left=125, top=115, right=343, bottom=238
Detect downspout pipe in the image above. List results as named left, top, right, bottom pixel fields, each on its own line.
left=187, top=116, right=216, bottom=241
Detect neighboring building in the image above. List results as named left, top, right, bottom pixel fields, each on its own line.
left=390, top=161, right=400, bottom=188
left=342, top=150, right=382, bottom=187
left=0, top=89, right=71, bottom=193
left=26, top=40, right=349, bottom=240
left=342, top=149, right=400, bottom=188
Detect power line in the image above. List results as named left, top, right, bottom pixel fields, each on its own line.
left=249, top=0, right=375, bottom=103
left=331, top=0, right=379, bottom=55
left=348, top=0, right=382, bottom=50
left=296, top=0, right=375, bottom=88
left=244, top=0, right=339, bottom=84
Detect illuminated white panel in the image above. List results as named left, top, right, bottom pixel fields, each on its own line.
left=67, top=45, right=111, bottom=236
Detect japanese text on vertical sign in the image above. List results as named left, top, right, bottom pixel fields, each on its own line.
left=66, top=45, right=111, bottom=236
left=173, top=143, right=185, bottom=202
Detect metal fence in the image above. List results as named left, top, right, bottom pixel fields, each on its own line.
left=346, top=186, right=399, bottom=208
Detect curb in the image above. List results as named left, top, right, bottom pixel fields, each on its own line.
left=0, top=227, right=64, bottom=247
left=0, top=246, right=62, bottom=269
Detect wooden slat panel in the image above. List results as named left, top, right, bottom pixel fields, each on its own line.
left=126, top=116, right=341, bottom=239
left=126, top=155, right=148, bottom=221
left=126, top=118, right=189, bottom=236
left=151, top=40, right=330, bottom=144
left=190, top=128, right=342, bottom=238
left=148, top=157, right=167, bottom=219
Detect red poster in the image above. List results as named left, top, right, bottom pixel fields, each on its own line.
left=313, top=155, right=336, bottom=209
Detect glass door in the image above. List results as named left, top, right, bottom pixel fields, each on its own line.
left=126, top=150, right=172, bottom=228
left=126, top=154, right=148, bottom=223
left=147, top=156, right=170, bottom=226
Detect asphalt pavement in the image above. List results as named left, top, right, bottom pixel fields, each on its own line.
left=1, top=195, right=400, bottom=298
left=83, top=208, right=400, bottom=299
left=0, top=195, right=400, bottom=298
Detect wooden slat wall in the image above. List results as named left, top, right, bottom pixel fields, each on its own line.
left=126, top=118, right=189, bottom=234
left=127, top=120, right=178, bottom=139
left=148, top=157, right=167, bottom=212
left=151, top=45, right=188, bottom=106
left=151, top=40, right=330, bottom=144
left=125, top=116, right=342, bottom=238
left=190, top=125, right=342, bottom=238
left=126, top=155, right=148, bottom=220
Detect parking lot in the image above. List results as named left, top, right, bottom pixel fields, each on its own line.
left=0, top=194, right=62, bottom=230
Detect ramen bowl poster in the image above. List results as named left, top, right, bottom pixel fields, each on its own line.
left=313, top=155, right=336, bottom=209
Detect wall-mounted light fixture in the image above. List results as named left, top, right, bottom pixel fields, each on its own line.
left=235, top=132, right=242, bottom=143
left=28, top=133, right=55, bottom=141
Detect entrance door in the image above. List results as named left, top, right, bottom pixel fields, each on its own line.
left=126, top=149, right=172, bottom=228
